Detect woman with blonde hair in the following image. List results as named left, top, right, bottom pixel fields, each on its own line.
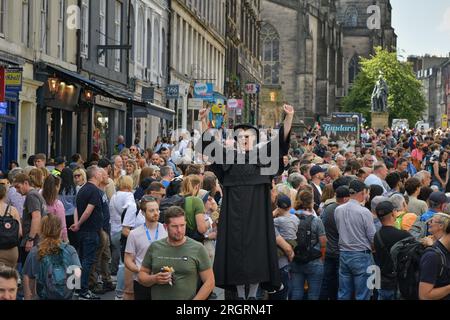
left=180, top=175, right=209, bottom=242
left=125, top=160, right=140, bottom=190
left=109, top=175, right=140, bottom=300
left=22, top=214, right=80, bottom=300
left=73, top=168, right=87, bottom=194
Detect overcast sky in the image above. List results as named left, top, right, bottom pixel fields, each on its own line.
left=391, top=0, right=450, bottom=60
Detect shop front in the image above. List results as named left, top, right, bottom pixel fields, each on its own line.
left=0, top=92, right=18, bottom=172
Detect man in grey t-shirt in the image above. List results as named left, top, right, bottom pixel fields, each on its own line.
left=334, top=180, right=375, bottom=300
left=14, top=174, right=47, bottom=264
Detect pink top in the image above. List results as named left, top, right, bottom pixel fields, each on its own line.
left=411, top=148, right=424, bottom=161
left=46, top=200, right=68, bottom=241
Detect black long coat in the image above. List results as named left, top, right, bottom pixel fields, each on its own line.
left=203, top=127, right=290, bottom=290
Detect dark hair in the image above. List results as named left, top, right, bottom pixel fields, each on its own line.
left=0, top=265, right=19, bottom=282
left=42, top=175, right=61, bottom=206
left=397, top=158, right=408, bottom=167
left=366, top=184, right=384, bottom=210
left=159, top=147, right=169, bottom=154
left=27, top=155, right=36, bottom=166
left=98, top=158, right=111, bottom=169
left=418, top=186, right=433, bottom=202
left=0, top=184, right=6, bottom=200
left=185, top=164, right=202, bottom=176
left=164, top=206, right=186, bottom=224
left=405, top=177, right=421, bottom=196
left=166, top=178, right=183, bottom=197
left=34, top=153, right=47, bottom=162
left=139, top=196, right=158, bottom=211
left=13, top=173, right=30, bottom=185
left=139, top=167, right=154, bottom=185
left=439, top=150, right=449, bottom=163
left=202, top=175, right=217, bottom=194
left=146, top=181, right=164, bottom=193
left=8, top=161, right=19, bottom=171
left=386, top=172, right=401, bottom=189
left=71, top=153, right=82, bottom=163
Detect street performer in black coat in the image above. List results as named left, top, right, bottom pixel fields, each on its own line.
left=198, top=104, right=294, bottom=299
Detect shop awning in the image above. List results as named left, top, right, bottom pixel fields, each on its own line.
left=133, top=102, right=175, bottom=121
left=43, top=63, right=175, bottom=120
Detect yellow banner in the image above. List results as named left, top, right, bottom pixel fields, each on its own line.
left=5, top=71, right=22, bottom=86
left=442, top=114, right=448, bottom=129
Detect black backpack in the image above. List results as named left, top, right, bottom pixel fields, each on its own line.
left=158, top=194, right=185, bottom=223
left=390, top=237, right=448, bottom=300
left=0, top=204, right=20, bottom=250
left=294, top=214, right=322, bottom=264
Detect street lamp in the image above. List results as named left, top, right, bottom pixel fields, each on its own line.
left=48, top=76, right=60, bottom=97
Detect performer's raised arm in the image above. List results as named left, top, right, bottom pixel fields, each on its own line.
left=283, top=104, right=295, bottom=141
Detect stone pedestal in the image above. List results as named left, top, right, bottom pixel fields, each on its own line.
left=372, top=112, right=389, bottom=131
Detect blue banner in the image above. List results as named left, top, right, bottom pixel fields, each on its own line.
left=194, top=83, right=214, bottom=101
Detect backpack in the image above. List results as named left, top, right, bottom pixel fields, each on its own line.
left=0, top=204, right=20, bottom=250
left=36, top=243, right=75, bottom=300
left=158, top=194, right=186, bottom=223
left=293, top=213, right=322, bottom=264
left=390, top=237, right=448, bottom=300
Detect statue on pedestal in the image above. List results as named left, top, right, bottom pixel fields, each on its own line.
left=371, top=72, right=389, bottom=113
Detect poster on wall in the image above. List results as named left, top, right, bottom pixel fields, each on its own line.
left=321, top=114, right=360, bottom=150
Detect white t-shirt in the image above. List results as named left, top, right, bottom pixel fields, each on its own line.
left=125, top=223, right=168, bottom=281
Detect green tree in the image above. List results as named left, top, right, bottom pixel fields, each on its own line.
left=342, top=47, right=426, bottom=127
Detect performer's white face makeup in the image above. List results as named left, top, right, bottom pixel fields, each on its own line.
left=237, top=129, right=257, bottom=152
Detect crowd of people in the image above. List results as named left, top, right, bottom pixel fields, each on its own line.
left=1, top=120, right=450, bottom=300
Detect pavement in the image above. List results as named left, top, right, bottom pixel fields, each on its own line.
left=95, top=276, right=225, bottom=300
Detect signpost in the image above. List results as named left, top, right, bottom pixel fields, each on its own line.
left=166, top=85, right=180, bottom=99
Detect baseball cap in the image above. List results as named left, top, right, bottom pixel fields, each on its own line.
left=335, top=186, right=350, bottom=199
left=310, top=165, right=326, bottom=177
left=54, top=157, right=65, bottom=165
left=429, top=192, right=450, bottom=205
left=349, top=180, right=368, bottom=194
left=403, top=153, right=411, bottom=158
left=276, top=194, right=291, bottom=209
left=376, top=201, right=395, bottom=218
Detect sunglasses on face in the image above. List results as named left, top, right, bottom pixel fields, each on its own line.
left=74, top=174, right=81, bottom=178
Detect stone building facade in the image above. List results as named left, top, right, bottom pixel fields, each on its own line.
left=260, top=0, right=345, bottom=129
left=335, top=0, right=397, bottom=93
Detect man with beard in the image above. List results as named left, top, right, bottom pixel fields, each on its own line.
left=138, top=206, right=214, bottom=300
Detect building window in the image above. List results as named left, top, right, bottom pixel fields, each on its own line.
left=146, top=18, right=152, bottom=70
left=99, top=0, right=107, bottom=66
left=129, top=5, right=135, bottom=62
left=349, top=55, right=359, bottom=84
left=137, top=8, right=145, bottom=64
left=57, top=0, right=65, bottom=60
left=344, top=6, right=358, bottom=27
left=22, top=0, right=30, bottom=45
left=261, top=23, right=280, bottom=85
left=80, top=0, right=89, bottom=58
left=161, top=28, right=166, bottom=78
left=153, top=18, right=160, bottom=74
left=115, top=0, right=122, bottom=72
left=40, top=0, right=48, bottom=53
left=0, top=0, right=5, bottom=37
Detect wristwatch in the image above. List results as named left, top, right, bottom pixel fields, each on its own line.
left=204, top=234, right=209, bottom=240
left=26, top=235, right=36, bottom=242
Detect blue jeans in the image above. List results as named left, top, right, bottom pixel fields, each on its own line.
left=378, top=289, right=397, bottom=300
left=338, top=251, right=374, bottom=300
left=268, top=265, right=290, bottom=300
left=289, top=259, right=324, bottom=300
left=320, top=255, right=339, bottom=300
left=79, top=231, right=100, bottom=293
